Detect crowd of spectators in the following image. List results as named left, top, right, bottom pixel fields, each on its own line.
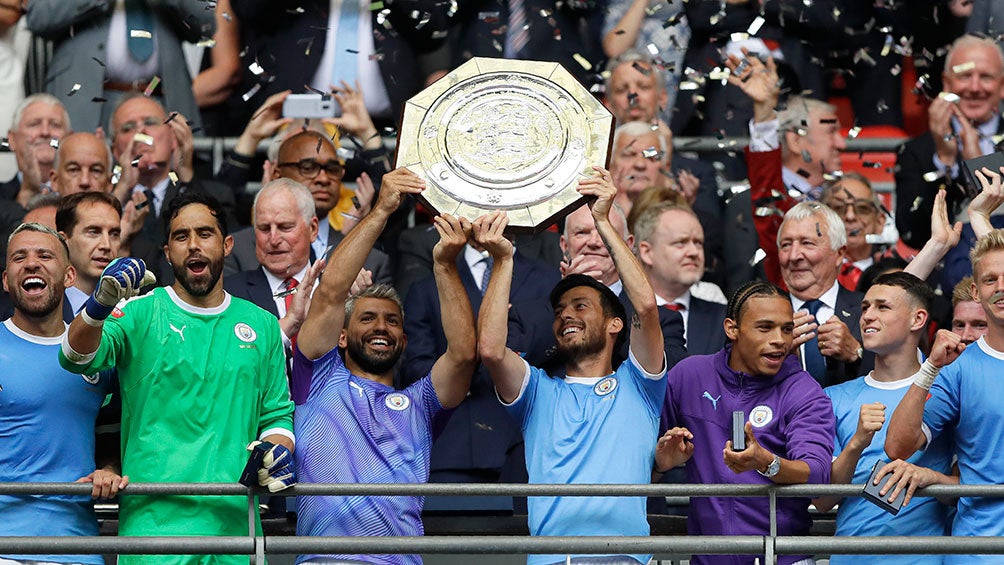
left=5, top=0, right=1004, bottom=564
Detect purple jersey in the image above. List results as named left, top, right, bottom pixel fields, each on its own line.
left=292, top=346, right=443, bottom=565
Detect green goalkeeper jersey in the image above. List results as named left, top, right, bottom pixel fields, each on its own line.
left=60, top=287, right=294, bottom=564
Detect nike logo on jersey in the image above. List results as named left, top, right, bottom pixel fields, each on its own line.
left=702, top=391, right=721, bottom=410
left=170, top=323, right=187, bottom=342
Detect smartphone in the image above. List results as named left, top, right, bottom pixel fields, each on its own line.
left=282, top=93, right=340, bottom=118
left=731, top=411, right=746, bottom=452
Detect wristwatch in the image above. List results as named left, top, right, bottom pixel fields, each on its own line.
left=758, top=453, right=781, bottom=478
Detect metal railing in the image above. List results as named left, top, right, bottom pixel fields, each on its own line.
left=2, top=482, right=1003, bottom=564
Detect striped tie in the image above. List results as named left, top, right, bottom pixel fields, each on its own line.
left=505, top=0, right=528, bottom=59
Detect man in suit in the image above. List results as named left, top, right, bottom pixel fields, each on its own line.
left=1, top=94, right=71, bottom=205
left=509, top=203, right=687, bottom=374
left=401, top=237, right=559, bottom=484
left=56, top=192, right=124, bottom=318
left=224, top=130, right=391, bottom=284
left=780, top=201, right=871, bottom=388
left=895, top=34, right=1004, bottom=248
left=634, top=202, right=726, bottom=356
left=819, top=173, right=888, bottom=291
left=228, top=0, right=450, bottom=129
left=25, top=0, right=213, bottom=133
left=450, top=0, right=602, bottom=88
left=725, top=50, right=847, bottom=287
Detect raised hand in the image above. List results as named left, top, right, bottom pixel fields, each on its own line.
left=577, top=166, right=618, bottom=222
left=725, top=47, right=780, bottom=122
left=970, top=167, right=1004, bottom=239
left=327, top=81, right=380, bottom=149
left=374, top=168, right=425, bottom=215
left=472, top=211, right=513, bottom=260
left=85, top=257, right=156, bottom=321
left=433, top=214, right=473, bottom=265
left=655, top=427, right=695, bottom=472
left=928, top=328, right=966, bottom=369
left=850, top=402, right=885, bottom=451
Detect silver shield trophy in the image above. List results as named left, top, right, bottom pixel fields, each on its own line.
left=396, top=57, right=614, bottom=233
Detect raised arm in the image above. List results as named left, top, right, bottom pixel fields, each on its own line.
left=969, top=166, right=1004, bottom=239
left=904, top=189, right=962, bottom=280
left=297, top=168, right=424, bottom=360
left=428, top=214, right=477, bottom=408
left=813, top=402, right=885, bottom=513
left=886, top=330, right=966, bottom=460
left=475, top=212, right=525, bottom=404
left=582, top=166, right=663, bottom=373
left=66, top=258, right=155, bottom=358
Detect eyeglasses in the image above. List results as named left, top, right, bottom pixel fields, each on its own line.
left=116, top=116, right=163, bottom=135
left=827, top=199, right=878, bottom=216
left=277, top=159, right=345, bottom=179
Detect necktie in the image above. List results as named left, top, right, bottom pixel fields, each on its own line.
left=802, top=299, right=827, bottom=385
left=663, top=303, right=685, bottom=312
left=505, top=0, right=528, bottom=59
left=284, top=277, right=300, bottom=352
left=125, top=0, right=155, bottom=63
left=480, top=256, right=494, bottom=295
left=838, top=262, right=863, bottom=292
left=332, top=0, right=360, bottom=87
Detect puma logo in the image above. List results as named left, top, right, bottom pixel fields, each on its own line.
left=169, top=323, right=186, bottom=342
left=350, top=382, right=365, bottom=398
left=702, top=391, right=721, bottom=410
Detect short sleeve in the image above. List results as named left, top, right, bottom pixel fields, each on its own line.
left=502, top=360, right=543, bottom=430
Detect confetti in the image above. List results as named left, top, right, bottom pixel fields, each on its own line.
left=370, top=1, right=384, bottom=9
left=91, top=57, right=105, bottom=67
left=197, top=38, right=217, bottom=48
left=938, top=92, right=961, bottom=103
left=815, top=222, right=822, bottom=237
left=847, top=126, right=861, bottom=139
left=750, top=248, right=767, bottom=267
left=134, top=133, right=154, bottom=146
left=111, top=165, right=122, bottom=185
left=163, top=112, right=179, bottom=125
left=632, top=61, right=651, bottom=75
left=67, top=83, right=81, bottom=96
left=168, top=171, right=179, bottom=184
left=952, top=61, right=976, bottom=74
left=642, top=147, right=660, bottom=159
left=747, top=16, right=765, bottom=35
left=143, top=76, right=160, bottom=97
left=131, top=157, right=141, bottom=167
left=922, top=171, right=943, bottom=182
left=890, top=64, right=901, bottom=76
left=221, top=11, right=232, bottom=21
left=130, top=29, right=152, bottom=39
left=663, top=13, right=684, bottom=28
left=572, top=53, right=592, bottom=71
left=241, top=83, right=262, bottom=102
left=249, top=61, right=265, bottom=76
left=796, top=168, right=811, bottom=179
left=645, top=43, right=659, bottom=56
left=881, top=34, right=893, bottom=57
left=48, top=139, right=59, bottom=149
left=730, top=32, right=749, bottom=42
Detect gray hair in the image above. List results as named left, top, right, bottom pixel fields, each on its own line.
left=604, top=49, right=667, bottom=96
left=25, top=192, right=63, bottom=212
left=778, top=201, right=847, bottom=250
left=944, top=34, right=1004, bottom=76
left=11, top=94, right=71, bottom=134
left=344, top=284, right=404, bottom=326
left=253, top=178, right=316, bottom=224
left=107, top=92, right=157, bottom=134
left=612, top=121, right=668, bottom=165
left=8, top=221, right=70, bottom=261
left=778, top=96, right=837, bottom=154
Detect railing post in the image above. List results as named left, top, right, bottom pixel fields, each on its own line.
left=766, top=487, right=777, bottom=565
left=247, top=489, right=258, bottom=565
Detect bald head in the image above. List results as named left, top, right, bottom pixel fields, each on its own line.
left=51, top=132, right=113, bottom=195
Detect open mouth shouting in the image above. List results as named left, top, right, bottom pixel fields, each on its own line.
left=20, top=275, right=47, bottom=297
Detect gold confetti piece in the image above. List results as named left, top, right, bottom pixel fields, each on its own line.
left=196, top=38, right=217, bottom=48
left=134, top=133, right=154, bottom=146
left=572, top=53, right=592, bottom=71
left=168, top=171, right=179, bottom=184
left=747, top=16, right=765, bottom=35
left=952, top=61, right=976, bottom=74
left=130, top=29, right=152, bottom=39
left=67, top=83, right=81, bottom=96
left=938, top=92, right=961, bottom=103
left=730, top=32, right=749, bottom=42
left=143, top=76, right=160, bottom=97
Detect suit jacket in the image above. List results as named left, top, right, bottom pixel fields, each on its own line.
left=229, top=0, right=450, bottom=126
left=509, top=283, right=688, bottom=376
left=803, top=285, right=874, bottom=389
left=400, top=251, right=560, bottom=475
left=674, top=154, right=730, bottom=289
left=684, top=296, right=727, bottom=357
left=395, top=223, right=562, bottom=300
left=894, top=124, right=1004, bottom=249
left=223, top=220, right=393, bottom=286
left=450, top=0, right=603, bottom=88
left=223, top=267, right=278, bottom=317
left=25, top=0, right=213, bottom=132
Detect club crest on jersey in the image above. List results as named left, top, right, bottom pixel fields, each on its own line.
left=594, top=377, right=618, bottom=396
left=750, top=405, right=774, bottom=428
left=82, top=373, right=100, bottom=385
left=233, top=323, right=257, bottom=343
left=385, top=393, right=410, bottom=411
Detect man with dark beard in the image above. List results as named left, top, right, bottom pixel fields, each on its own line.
left=0, top=223, right=127, bottom=565
left=59, top=192, right=296, bottom=565
left=292, top=168, right=477, bottom=565
left=477, top=168, right=666, bottom=565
